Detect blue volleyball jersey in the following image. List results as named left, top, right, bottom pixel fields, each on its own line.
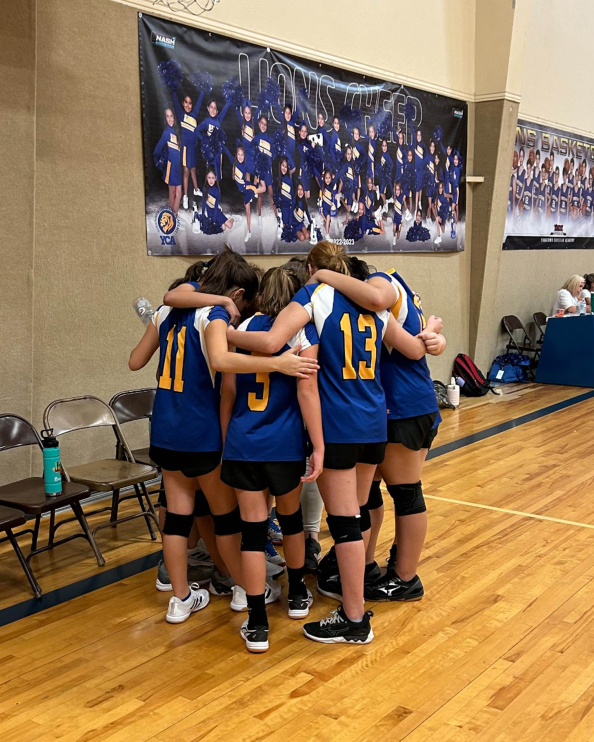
left=515, top=168, right=525, bottom=200
left=150, top=305, right=230, bottom=452
left=550, top=185, right=560, bottom=214
left=537, top=183, right=547, bottom=213
left=522, top=178, right=534, bottom=211
left=173, top=93, right=204, bottom=149
left=369, top=271, right=441, bottom=422
left=291, top=284, right=389, bottom=444
left=414, top=140, right=427, bottom=171
left=223, top=314, right=319, bottom=462
left=559, top=184, right=571, bottom=214
left=571, top=186, right=582, bottom=210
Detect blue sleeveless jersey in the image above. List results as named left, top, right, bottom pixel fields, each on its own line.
left=291, top=284, right=389, bottom=444
left=223, top=314, right=319, bottom=462
left=150, top=304, right=230, bottom=452
left=370, top=271, right=441, bottom=422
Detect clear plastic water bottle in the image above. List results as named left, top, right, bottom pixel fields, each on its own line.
left=578, top=298, right=587, bottom=315
left=133, top=297, right=154, bottom=325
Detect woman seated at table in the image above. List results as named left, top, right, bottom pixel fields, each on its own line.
left=580, top=273, right=594, bottom=311
left=552, top=275, right=587, bottom=315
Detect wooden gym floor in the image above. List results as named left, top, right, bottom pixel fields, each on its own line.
left=1, top=383, right=594, bottom=742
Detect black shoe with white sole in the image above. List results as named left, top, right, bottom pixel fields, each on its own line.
left=304, top=536, right=322, bottom=573
left=303, top=606, right=374, bottom=644
left=240, top=619, right=269, bottom=653
left=317, top=571, right=342, bottom=601
left=288, top=589, right=313, bottom=619
left=364, top=572, right=424, bottom=602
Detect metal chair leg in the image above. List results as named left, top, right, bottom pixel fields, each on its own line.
left=6, top=529, right=42, bottom=599
left=140, top=482, right=157, bottom=516
left=110, top=489, right=120, bottom=524
left=48, top=510, right=56, bottom=547
left=135, top=484, right=157, bottom=540
left=31, top=515, right=41, bottom=552
left=71, top=500, right=106, bottom=567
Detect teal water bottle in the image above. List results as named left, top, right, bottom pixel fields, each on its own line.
left=41, top=429, right=62, bottom=496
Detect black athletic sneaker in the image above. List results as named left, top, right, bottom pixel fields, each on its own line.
left=304, top=536, right=322, bottom=572
left=303, top=606, right=374, bottom=644
left=365, top=561, right=382, bottom=584
left=288, top=589, right=313, bottom=619
left=240, top=619, right=269, bottom=652
left=317, top=571, right=342, bottom=601
left=318, top=545, right=337, bottom=575
left=364, top=572, right=424, bottom=602
left=386, top=544, right=398, bottom=573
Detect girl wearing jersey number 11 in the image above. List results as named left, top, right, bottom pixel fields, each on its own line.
left=220, top=266, right=324, bottom=653
left=311, top=268, right=446, bottom=603
left=129, top=251, right=319, bottom=626
left=228, top=242, right=438, bottom=645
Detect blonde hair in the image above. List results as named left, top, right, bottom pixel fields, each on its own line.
left=562, top=275, right=586, bottom=295
left=306, top=241, right=351, bottom=275
left=259, top=266, right=302, bottom=318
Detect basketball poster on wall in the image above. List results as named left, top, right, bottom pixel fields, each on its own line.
left=504, top=119, right=594, bottom=250
left=139, top=14, right=467, bottom=256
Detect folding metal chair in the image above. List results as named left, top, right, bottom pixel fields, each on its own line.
left=0, top=414, right=100, bottom=594
left=533, top=312, right=547, bottom=346
left=44, top=396, right=159, bottom=542
left=502, top=315, right=541, bottom=363
left=0, top=504, right=41, bottom=598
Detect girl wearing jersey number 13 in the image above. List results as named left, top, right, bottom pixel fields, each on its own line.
left=312, top=268, right=446, bottom=603
left=129, top=251, right=319, bottom=626
left=228, top=242, right=438, bottom=645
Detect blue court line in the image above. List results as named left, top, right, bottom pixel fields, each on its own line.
left=2, top=388, right=594, bottom=630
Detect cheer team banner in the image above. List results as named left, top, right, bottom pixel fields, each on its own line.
left=504, top=118, right=594, bottom=250
left=139, top=14, right=467, bottom=256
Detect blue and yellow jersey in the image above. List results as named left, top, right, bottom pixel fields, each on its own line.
left=291, top=283, right=388, bottom=444
left=414, top=140, right=427, bottom=171
left=196, top=99, right=232, bottom=137
left=255, top=132, right=273, bottom=159
left=450, top=165, right=461, bottom=192
left=280, top=174, right=294, bottom=205
left=173, top=93, right=203, bottom=147
left=223, top=314, right=319, bottom=462
left=330, top=129, right=342, bottom=156
left=369, top=270, right=440, bottom=421
left=150, top=305, right=230, bottom=452
left=393, top=192, right=405, bottom=220
left=293, top=195, right=310, bottom=224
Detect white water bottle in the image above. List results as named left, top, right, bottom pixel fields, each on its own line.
left=133, top=297, right=154, bottom=325
left=447, top=377, right=460, bottom=407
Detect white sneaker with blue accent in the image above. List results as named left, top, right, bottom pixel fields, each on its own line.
left=166, top=583, right=210, bottom=624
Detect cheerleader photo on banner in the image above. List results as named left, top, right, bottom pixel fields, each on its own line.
left=139, top=15, right=468, bottom=256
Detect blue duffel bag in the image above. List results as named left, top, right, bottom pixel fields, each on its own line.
left=488, top=353, right=531, bottom=383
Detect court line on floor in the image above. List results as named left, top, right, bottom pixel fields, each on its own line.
left=425, top=494, right=594, bottom=529
left=2, top=388, right=594, bottom=630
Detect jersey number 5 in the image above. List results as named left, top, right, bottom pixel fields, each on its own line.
left=158, top=325, right=186, bottom=393
left=339, top=313, right=377, bottom=380
left=248, top=373, right=270, bottom=412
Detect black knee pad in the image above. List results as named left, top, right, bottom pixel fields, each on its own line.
left=212, top=506, right=242, bottom=536
left=276, top=506, right=303, bottom=536
left=367, top=480, right=383, bottom=510
left=193, top=489, right=211, bottom=518
left=326, top=514, right=362, bottom=544
left=163, top=511, right=194, bottom=537
left=359, top=503, right=371, bottom=532
left=386, top=481, right=426, bottom=516
left=241, top=519, right=268, bottom=552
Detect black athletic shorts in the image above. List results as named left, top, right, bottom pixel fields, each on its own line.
left=149, top=445, right=221, bottom=478
left=221, top=459, right=305, bottom=498
left=323, top=441, right=387, bottom=471
left=158, top=488, right=211, bottom=517
left=387, top=412, right=439, bottom=451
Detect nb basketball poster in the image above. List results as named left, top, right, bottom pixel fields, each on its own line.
left=504, top=119, right=594, bottom=250
left=139, top=14, right=468, bottom=257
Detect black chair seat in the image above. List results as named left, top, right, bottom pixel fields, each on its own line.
left=0, top=478, right=90, bottom=514
left=0, top=505, right=26, bottom=530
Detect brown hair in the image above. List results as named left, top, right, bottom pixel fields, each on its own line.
left=306, top=241, right=351, bottom=275
left=259, top=267, right=302, bottom=318
left=281, top=257, right=308, bottom=286
left=198, top=246, right=259, bottom=301
left=168, top=260, right=209, bottom=290
left=584, top=273, right=594, bottom=292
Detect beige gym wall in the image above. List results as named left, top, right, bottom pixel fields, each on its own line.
left=1, top=1, right=36, bottom=480
left=0, top=0, right=471, bottom=484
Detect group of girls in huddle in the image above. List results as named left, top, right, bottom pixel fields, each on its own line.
left=130, top=242, right=446, bottom=651
left=153, top=69, right=463, bottom=246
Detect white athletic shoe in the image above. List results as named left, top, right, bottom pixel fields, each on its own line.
left=182, top=194, right=189, bottom=210
left=244, top=230, right=251, bottom=243
left=351, top=201, right=358, bottom=214
left=193, top=187, right=202, bottom=197
left=434, top=236, right=442, bottom=245
left=392, top=235, right=396, bottom=246
left=192, top=218, right=200, bottom=234
left=230, top=581, right=282, bottom=613
left=166, top=584, right=210, bottom=624
left=277, top=225, right=282, bottom=239
left=258, top=215, right=263, bottom=227
left=405, top=209, right=413, bottom=222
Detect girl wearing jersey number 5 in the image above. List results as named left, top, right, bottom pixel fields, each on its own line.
left=129, top=251, right=319, bottom=626
left=228, top=242, right=436, bottom=645
left=311, top=268, right=446, bottom=603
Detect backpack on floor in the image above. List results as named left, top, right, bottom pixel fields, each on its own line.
left=453, top=353, right=493, bottom=397
left=434, top=380, right=455, bottom=409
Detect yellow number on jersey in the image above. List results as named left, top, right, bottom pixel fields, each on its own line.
left=339, top=313, right=377, bottom=380
left=158, top=325, right=187, bottom=393
left=248, top=373, right=270, bottom=411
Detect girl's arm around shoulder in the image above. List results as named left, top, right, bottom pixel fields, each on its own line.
left=163, top=285, right=241, bottom=326
left=311, top=270, right=396, bottom=312
left=227, top=301, right=311, bottom=354
left=220, top=372, right=236, bottom=443
left=129, top=321, right=160, bottom=371
left=297, top=344, right=324, bottom=482
left=383, top=315, right=427, bottom=360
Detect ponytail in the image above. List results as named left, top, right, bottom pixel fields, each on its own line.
left=198, top=246, right=259, bottom=301
left=259, top=267, right=301, bottom=318
left=306, top=241, right=351, bottom=276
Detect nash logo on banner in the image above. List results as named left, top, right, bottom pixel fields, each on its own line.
left=504, top=118, right=594, bottom=250
left=139, top=15, right=468, bottom=256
